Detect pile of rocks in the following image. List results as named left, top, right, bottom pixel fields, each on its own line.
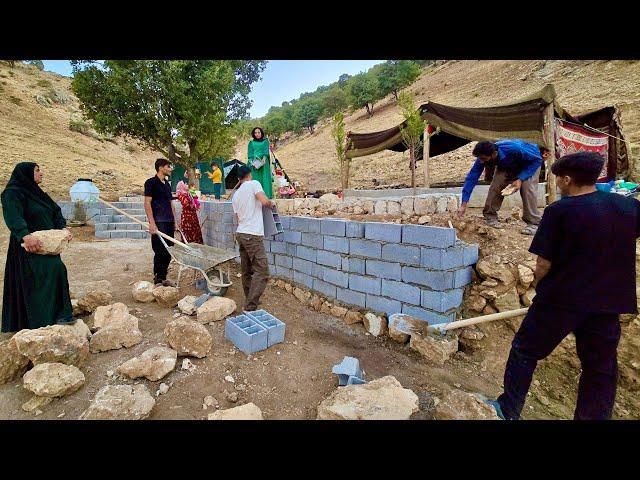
left=71, top=280, right=113, bottom=317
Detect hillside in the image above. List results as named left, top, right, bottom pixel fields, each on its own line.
left=0, top=62, right=161, bottom=200
left=260, top=60, right=640, bottom=191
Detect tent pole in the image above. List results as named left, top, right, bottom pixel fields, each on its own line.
left=543, top=104, right=557, bottom=204
left=423, top=124, right=430, bottom=188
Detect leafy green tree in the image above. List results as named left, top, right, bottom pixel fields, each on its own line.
left=322, top=86, right=348, bottom=116
left=378, top=60, right=422, bottom=100
left=263, top=112, right=288, bottom=142
left=71, top=60, right=266, bottom=186
left=347, top=72, right=380, bottom=117
left=294, top=99, right=322, bottom=133
left=331, top=112, right=351, bottom=190
left=398, top=91, right=425, bottom=191
left=25, top=60, right=44, bottom=70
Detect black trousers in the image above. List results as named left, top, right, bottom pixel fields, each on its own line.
left=497, top=300, right=620, bottom=420
left=151, top=221, right=175, bottom=282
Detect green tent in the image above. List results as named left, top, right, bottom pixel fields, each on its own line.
left=170, top=157, right=226, bottom=195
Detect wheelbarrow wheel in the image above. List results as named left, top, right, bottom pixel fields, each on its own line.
left=206, top=270, right=230, bottom=297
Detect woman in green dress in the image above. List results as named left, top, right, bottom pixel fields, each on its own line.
left=247, top=127, right=273, bottom=199
left=1, top=162, right=74, bottom=332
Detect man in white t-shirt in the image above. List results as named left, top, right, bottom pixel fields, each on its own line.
left=232, top=165, right=275, bottom=311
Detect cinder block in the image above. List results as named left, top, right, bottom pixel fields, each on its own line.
left=322, top=267, right=349, bottom=288
left=401, top=224, right=457, bottom=248
left=381, top=280, right=421, bottom=305
left=346, top=376, right=367, bottom=385
left=421, top=288, right=464, bottom=312
left=280, top=216, right=291, bottom=229
left=312, top=263, right=324, bottom=279
left=224, top=315, right=269, bottom=354
left=349, top=239, right=382, bottom=259
left=94, top=223, right=109, bottom=232
left=270, top=242, right=287, bottom=254
left=342, top=257, right=365, bottom=274
left=292, top=257, right=314, bottom=273
left=346, top=221, right=365, bottom=238
left=401, top=305, right=455, bottom=325
left=321, top=219, right=347, bottom=237
left=323, top=236, right=349, bottom=254
left=454, top=267, right=473, bottom=288
left=286, top=242, right=297, bottom=256
left=420, top=246, right=464, bottom=270
left=336, top=288, right=367, bottom=308
left=266, top=253, right=274, bottom=265
left=402, top=266, right=454, bottom=291
left=381, top=244, right=421, bottom=266
left=289, top=216, right=321, bottom=233
left=313, top=278, right=337, bottom=299
left=349, top=274, right=381, bottom=295
left=332, top=356, right=363, bottom=386
left=294, top=270, right=314, bottom=289
left=366, top=259, right=402, bottom=281
left=282, top=231, right=302, bottom=244
left=365, top=222, right=402, bottom=243
left=301, top=232, right=323, bottom=249
left=366, top=295, right=402, bottom=318
left=275, top=255, right=293, bottom=269
left=463, top=244, right=479, bottom=266
left=296, top=246, right=317, bottom=263
left=316, top=250, right=342, bottom=269
left=263, top=240, right=271, bottom=252
left=245, top=310, right=286, bottom=347
left=275, top=266, right=293, bottom=280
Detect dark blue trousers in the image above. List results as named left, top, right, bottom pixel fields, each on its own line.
left=497, top=300, right=620, bottom=420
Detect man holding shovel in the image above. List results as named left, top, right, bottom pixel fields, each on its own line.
left=457, top=139, right=543, bottom=235
left=484, top=152, right=640, bottom=420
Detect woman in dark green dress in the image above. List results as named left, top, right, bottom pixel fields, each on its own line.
left=1, top=162, right=74, bottom=332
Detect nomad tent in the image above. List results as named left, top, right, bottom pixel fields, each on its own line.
left=223, top=159, right=245, bottom=190
left=345, top=84, right=628, bottom=202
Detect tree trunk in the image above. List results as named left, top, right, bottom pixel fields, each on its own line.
left=410, top=145, right=416, bottom=195
left=392, top=90, right=399, bottom=101
left=186, top=166, right=197, bottom=189
left=341, top=159, right=350, bottom=190
left=365, top=104, right=373, bottom=117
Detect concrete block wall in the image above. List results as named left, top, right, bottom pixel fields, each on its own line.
left=174, top=200, right=239, bottom=255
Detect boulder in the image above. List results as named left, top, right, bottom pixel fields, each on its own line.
left=319, top=193, right=339, bottom=203
left=433, top=389, right=500, bottom=420
left=387, top=201, right=401, bottom=215
left=71, top=299, right=84, bottom=317
left=364, top=313, right=387, bottom=337
left=293, top=288, right=311, bottom=305
left=89, top=314, right=143, bottom=353
left=22, top=395, right=53, bottom=413
left=459, top=326, right=486, bottom=352
left=320, top=302, right=333, bottom=315
left=164, top=318, right=212, bottom=358
left=178, top=296, right=198, bottom=315
left=494, top=288, right=521, bottom=312
left=374, top=201, right=387, bottom=215
left=79, top=384, right=155, bottom=420
left=476, top=255, right=515, bottom=285
left=68, top=319, right=92, bottom=341
left=409, top=331, right=458, bottom=366
left=93, top=303, right=129, bottom=331
left=116, top=346, right=177, bottom=381
left=28, top=229, right=70, bottom=255
left=153, top=286, right=181, bottom=308
left=0, top=337, right=30, bottom=385
left=132, top=281, right=155, bottom=303
left=78, top=291, right=113, bottom=314
left=13, top=325, right=90, bottom=367
left=330, top=305, right=348, bottom=318
left=208, top=402, right=264, bottom=420
left=309, top=295, right=323, bottom=311
left=466, top=294, right=487, bottom=313
left=22, top=362, right=85, bottom=397
left=418, top=215, right=431, bottom=225
left=517, top=264, right=535, bottom=289
left=344, top=311, right=363, bottom=325
left=388, top=313, right=430, bottom=344
left=317, top=376, right=419, bottom=420
left=414, top=197, right=435, bottom=215
left=435, top=196, right=449, bottom=214
left=196, top=296, right=237, bottom=323
left=522, top=288, right=536, bottom=307
left=400, top=197, right=414, bottom=216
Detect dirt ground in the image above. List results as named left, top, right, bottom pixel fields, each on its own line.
left=0, top=214, right=638, bottom=420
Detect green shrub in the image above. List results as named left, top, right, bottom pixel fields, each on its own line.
left=37, top=79, right=52, bottom=88
left=124, top=143, right=136, bottom=153
left=69, top=119, right=90, bottom=134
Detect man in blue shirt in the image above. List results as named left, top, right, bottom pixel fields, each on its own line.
left=457, top=139, right=543, bottom=235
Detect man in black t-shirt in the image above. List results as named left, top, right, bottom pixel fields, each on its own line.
left=484, top=152, right=640, bottom=420
left=144, top=158, right=177, bottom=286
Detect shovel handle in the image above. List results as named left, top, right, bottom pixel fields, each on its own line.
left=429, top=307, right=529, bottom=332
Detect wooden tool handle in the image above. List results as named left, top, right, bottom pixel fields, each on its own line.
left=429, top=307, right=529, bottom=332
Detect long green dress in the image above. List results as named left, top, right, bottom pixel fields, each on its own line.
left=1, top=162, right=73, bottom=332
left=247, top=138, right=273, bottom=199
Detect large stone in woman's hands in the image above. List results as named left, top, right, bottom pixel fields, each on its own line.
left=27, top=229, right=71, bottom=255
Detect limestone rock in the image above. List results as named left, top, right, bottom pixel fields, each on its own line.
left=494, top=288, right=521, bottom=312
left=23, top=362, right=85, bottom=397
left=479, top=289, right=498, bottom=301
left=177, top=296, right=198, bottom=315
left=284, top=283, right=293, bottom=293
left=330, top=306, right=348, bottom=318
left=164, top=318, right=212, bottom=358
left=522, top=288, right=536, bottom=307
left=320, top=302, right=333, bottom=315
left=71, top=299, right=85, bottom=316
left=388, top=313, right=429, bottom=344
left=13, top=325, right=90, bottom=367
left=483, top=305, right=498, bottom=315
left=344, top=311, right=363, bottom=325
left=93, top=303, right=129, bottom=331
left=68, top=319, right=92, bottom=341
left=319, top=193, right=339, bottom=203
left=418, top=215, right=431, bottom=225
left=116, top=346, right=177, bottom=381
left=89, top=314, right=143, bottom=353
left=467, top=294, right=487, bottom=313
left=309, top=295, right=323, bottom=311
left=459, top=326, right=486, bottom=352
left=387, top=201, right=401, bottom=215
left=29, top=229, right=70, bottom=255
left=196, top=296, right=237, bottom=323
left=433, top=389, right=500, bottom=420
left=132, top=281, right=155, bottom=303
left=317, top=376, right=419, bottom=420
left=78, top=291, right=113, bottom=314
left=517, top=265, right=535, bottom=289
left=400, top=197, right=414, bottom=216
left=435, top=196, right=449, bottom=214
left=414, top=197, right=435, bottom=215
left=208, top=402, right=264, bottom=420
left=153, top=286, right=181, bottom=308
left=0, top=337, right=30, bottom=385
left=79, top=384, right=155, bottom=420
left=293, top=287, right=311, bottom=304
left=409, top=331, right=458, bottom=365
left=476, top=255, right=515, bottom=285
left=22, top=395, right=53, bottom=412
left=374, top=200, right=387, bottom=215
left=364, top=313, right=387, bottom=337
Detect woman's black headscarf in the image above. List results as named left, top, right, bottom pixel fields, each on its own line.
left=3, top=162, right=60, bottom=213
left=251, top=127, right=266, bottom=142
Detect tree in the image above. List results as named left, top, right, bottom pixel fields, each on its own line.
left=331, top=112, right=351, bottom=190
left=338, top=73, right=351, bottom=86
left=398, top=91, right=425, bottom=192
left=347, top=72, right=380, bottom=117
left=294, top=100, right=322, bottom=133
left=378, top=61, right=422, bottom=100
left=322, top=86, right=348, bottom=116
left=25, top=60, right=44, bottom=70
left=71, top=60, right=266, bottom=187
left=263, top=112, right=288, bottom=142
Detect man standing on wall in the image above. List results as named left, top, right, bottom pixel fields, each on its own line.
left=144, top=158, right=177, bottom=287
left=457, top=139, right=543, bottom=235
left=232, top=165, right=275, bottom=311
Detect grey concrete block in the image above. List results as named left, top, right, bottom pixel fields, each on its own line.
left=301, top=232, right=323, bottom=249
left=280, top=216, right=291, bottom=229
left=401, top=305, right=455, bottom=325
left=381, top=244, right=421, bottom=266
left=275, top=266, right=293, bottom=280
left=286, top=242, right=297, bottom=256
left=454, top=267, right=473, bottom=288
left=401, top=224, right=457, bottom=248
left=292, top=257, right=314, bottom=274
left=366, top=295, right=402, bottom=318
left=366, top=260, right=402, bottom=281
left=313, top=279, right=337, bottom=299
left=342, top=257, right=365, bottom=274
left=224, top=315, right=269, bottom=355
left=274, top=255, right=293, bottom=268
left=294, top=270, right=314, bottom=289
left=332, top=356, right=363, bottom=386
left=316, top=250, right=342, bottom=269
left=349, top=239, right=382, bottom=259
left=381, top=280, right=421, bottom=306
left=420, top=246, right=464, bottom=270
left=346, top=221, right=365, bottom=238
left=246, top=310, right=286, bottom=348
left=320, top=219, right=346, bottom=237
left=266, top=253, right=274, bottom=265
left=263, top=240, right=271, bottom=252
left=281, top=231, right=302, bottom=244
left=296, top=246, right=317, bottom=263
left=402, top=266, right=454, bottom=291
left=463, top=244, right=479, bottom=266
left=336, top=288, right=367, bottom=308
left=323, top=267, right=349, bottom=288
left=421, top=288, right=464, bottom=313
left=323, top=236, right=349, bottom=254
left=290, top=216, right=320, bottom=233
left=312, top=263, right=324, bottom=279
left=348, top=274, right=381, bottom=295
left=365, top=222, right=402, bottom=243
left=270, top=242, right=287, bottom=254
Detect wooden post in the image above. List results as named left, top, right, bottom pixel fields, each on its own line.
left=543, top=104, right=557, bottom=203
left=423, top=124, right=430, bottom=188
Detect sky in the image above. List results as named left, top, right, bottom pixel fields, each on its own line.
left=42, top=60, right=384, bottom=118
